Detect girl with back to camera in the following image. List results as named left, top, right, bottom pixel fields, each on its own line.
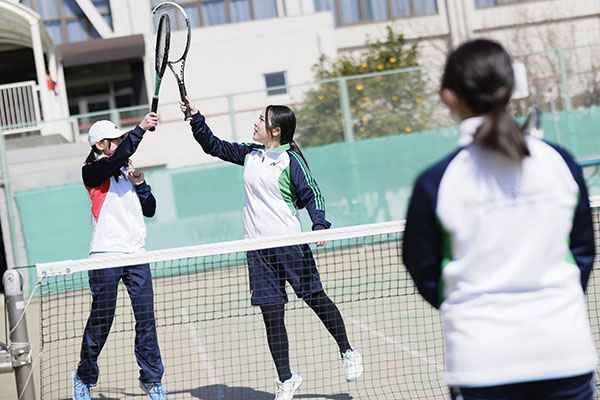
left=403, top=39, right=597, bottom=399
left=72, top=113, right=168, bottom=400
left=180, top=97, right=363, bottom=400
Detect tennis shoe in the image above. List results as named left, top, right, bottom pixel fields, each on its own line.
left=72, top=371, right=91, bottom=400
left=342, top=348, right=363, bottom=382
left=139, top=380, right=168, bottom=400
left=275, top=372, right=302, bottom=400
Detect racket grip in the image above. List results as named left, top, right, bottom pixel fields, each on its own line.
left=149, top=97, right=159, bottom=131
left=179, top=84, right=193, bottom=121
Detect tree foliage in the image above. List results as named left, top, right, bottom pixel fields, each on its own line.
left=293, top=26, right=432, bottom=147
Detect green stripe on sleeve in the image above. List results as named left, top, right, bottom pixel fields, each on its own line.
left=289, top=151, right=325, bottom=210
left=565, top=192, right=581, bottom=265
left=438, top=217, right=453, bottom=306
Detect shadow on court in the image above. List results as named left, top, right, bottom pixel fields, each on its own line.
left=56, top=396, right=120, bottom=400
left=54, top=385, right=353, bottom=400
left=191, top=384, right=270, bottom=399
left=295, top=394, right=353, bottom=399
left=158, top=384, right=355, bottom=400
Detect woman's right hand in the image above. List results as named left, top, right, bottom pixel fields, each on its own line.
left=180, top=96, right=198, bottom=115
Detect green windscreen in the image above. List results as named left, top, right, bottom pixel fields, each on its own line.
left=16, top=107, right=600, bottom=292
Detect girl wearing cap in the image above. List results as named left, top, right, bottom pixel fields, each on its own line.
left=180, top=97, right=362, bottom=400
left=72, top=112, right=169, bottom=400
left=403, top=39, right=596, bottom=399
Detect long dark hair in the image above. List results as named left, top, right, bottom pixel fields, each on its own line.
left=265, top=105, right=310, bottom=168
left=84, top=140, right=129, bottom=180
left=441, top=39, right=529, bottom=162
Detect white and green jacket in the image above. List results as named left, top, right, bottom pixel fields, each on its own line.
left=190, top=112, right=330, bottom=239
left=403, top=116, right=597, bottom=387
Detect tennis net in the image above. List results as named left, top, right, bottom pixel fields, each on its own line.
left=36, top=197, right=600, bottom=399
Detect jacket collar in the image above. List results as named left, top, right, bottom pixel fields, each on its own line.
left=458, top=116, right=485, bottom=146
left=266, top=143, right=291, bottom=153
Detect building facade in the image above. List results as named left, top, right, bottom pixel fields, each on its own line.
left=2, top=0, right=598, bottom=148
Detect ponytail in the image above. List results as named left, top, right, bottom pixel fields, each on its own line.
left=289, top=140, right=310, bottom=170
left=85, top=148, right=97, bottom=164
left=441, top=39, right=530, bottom=162
left=474, top=108, right=529, bottom=162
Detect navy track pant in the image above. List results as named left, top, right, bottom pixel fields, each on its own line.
left=450, top=372, right=595, bottom=400
left=76, top=264, right=164, bottom=385
left=247, top=244, right=323, bottom=305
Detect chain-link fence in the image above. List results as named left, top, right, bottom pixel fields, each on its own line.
left=508, top=44, right=600, bottom=116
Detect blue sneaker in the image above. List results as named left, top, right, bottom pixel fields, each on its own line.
left=139, top=380, right=168, bottom=400
left=72, top=371, right=91, bottom=400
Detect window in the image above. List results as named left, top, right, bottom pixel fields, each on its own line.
left=475, top=0, right=541, bottom=8
left=20, top=0, right=113, bottom=44
left=151, top=0, right=278, bottom=27
left=265, top=72, right=287, bottom=96
left=315, top=0, right=338, bottom=24
left=65, top=61, right=144, bottom=115
left=366, top=0, right=389, bottom=22
left=315, top=0, right=437, bottom=26
left=114, top=81, right=136, bottom=108
left=254, top=0, right=278, bottom=19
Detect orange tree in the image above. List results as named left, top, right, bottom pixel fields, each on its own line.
left=293, top=26, right=431, bottom=147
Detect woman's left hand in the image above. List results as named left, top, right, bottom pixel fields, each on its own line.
left=315, top=241, right=327, bottom=247
left=128, top=169, right=145, bottom=185
left=140, top=113, right=159, bottom=131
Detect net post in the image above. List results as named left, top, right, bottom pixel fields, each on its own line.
left=3, top=269, right=36, bottom=400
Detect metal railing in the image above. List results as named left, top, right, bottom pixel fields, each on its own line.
left=0, top=81, right=41, bottom=136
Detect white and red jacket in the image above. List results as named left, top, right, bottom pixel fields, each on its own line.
left=82, top=125, right=155, bottom=254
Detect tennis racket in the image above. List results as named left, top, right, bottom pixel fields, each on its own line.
left=150, top=2, right=192, bottom=121
left=148, top=13, right=170, bottom=131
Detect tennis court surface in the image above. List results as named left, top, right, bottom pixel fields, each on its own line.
left=26, top=197, right=600, bottom=399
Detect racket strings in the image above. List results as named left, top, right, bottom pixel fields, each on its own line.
left=155, top=15, right=170, bottom=74
left=151, top=5, right=189, bottom=62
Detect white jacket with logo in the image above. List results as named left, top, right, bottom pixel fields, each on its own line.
left=403, top=117, right=597, bottom=386
left=189, top=112, right=330, bottom=239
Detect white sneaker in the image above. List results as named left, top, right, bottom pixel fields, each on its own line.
left=274, top=372, right=303, bottom=400
left=342, top=348, right=363, bottom=382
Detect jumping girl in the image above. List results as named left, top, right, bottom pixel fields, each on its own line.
left=72, top=113, right=168, bottom=400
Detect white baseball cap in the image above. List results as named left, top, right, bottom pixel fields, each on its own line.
left=87, top=120, right=127, bottom=147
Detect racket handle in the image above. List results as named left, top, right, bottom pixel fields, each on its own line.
left=179, top=84, right=193, bottom=121
left=149, top=97, right=159, bottom=131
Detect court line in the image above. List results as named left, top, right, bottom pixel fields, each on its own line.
left=348, top=316, right=444, bottom=371
left=180, top=306, right=225, bottom=393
